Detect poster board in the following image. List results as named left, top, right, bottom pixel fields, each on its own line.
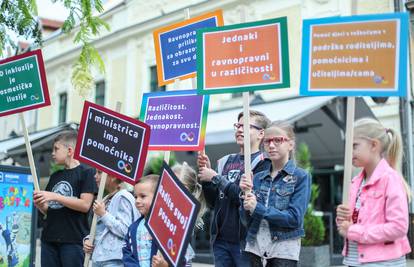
left=140, top=90, right=209, bottom=151
left=197, top=17, right=290, bottom=94
left=300, top=12, right=408, bottom=96
left=0, top=165, right=36, bottom=267
left=74, top=101, right=150, bottom=185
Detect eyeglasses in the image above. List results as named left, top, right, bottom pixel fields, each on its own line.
left=263, top=136, right=290, bottom=146
left=233, top=123, right=263, bottom=131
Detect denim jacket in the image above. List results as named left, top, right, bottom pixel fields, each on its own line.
left=202, top=152, right=269, bottom=244
left=240, top=159, right=311, bottom=245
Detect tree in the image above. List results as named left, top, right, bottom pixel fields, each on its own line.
left=0, top=0, right=109, bottom=97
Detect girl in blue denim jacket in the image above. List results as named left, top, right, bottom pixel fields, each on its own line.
left=240, top=121, right=311, bottom=267
left=83, top=170, right=139, bottom=267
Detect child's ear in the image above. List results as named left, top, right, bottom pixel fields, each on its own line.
left=67, top=146, right=75, bottom=156
left=371, top=139, right=380, bottom=152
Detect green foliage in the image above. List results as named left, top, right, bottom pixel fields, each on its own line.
left=145, top=153, right=177, bottom=175
left=303, top=184, right=325, bottom=246
left=296, top=143, right=325, bottom=246
left=0, top=0, right=110, bottom=97
left=50, top=161, right=64, bottom=175
left=296, top=142, right=313, bottom=173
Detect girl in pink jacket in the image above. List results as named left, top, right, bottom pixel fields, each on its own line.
left=336, top=118, right=411, bottom=266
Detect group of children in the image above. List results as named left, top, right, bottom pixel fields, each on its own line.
left=32, top=110, right=411, bottom=267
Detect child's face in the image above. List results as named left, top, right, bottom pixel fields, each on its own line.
left=352, top=137, right=376, bottom=168
left=263, top=127, right=293, bottom=163
left=52, top=141, right=70, bottom=165
left=134, top=181, right=155, bottom=217
left=234, top=116, right=264, bottom=148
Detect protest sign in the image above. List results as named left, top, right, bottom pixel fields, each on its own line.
left=197, top=17, right=290, bottom=94
left=300, top=12, right=408, bottom=96
left=140, top=90, right=209, bottom=151
left=74, top=101, right=150, bottom=185
left=146, top=162, right=200, bottom=267
left=154, top=10, right=223, bottom=86
left=0, top=49, right=50, bottom=117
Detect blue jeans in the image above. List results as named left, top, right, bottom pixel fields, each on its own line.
left=92, top=260, right=123, bottom=267
left=213, top=239, right=251, bottom=267
left=41, top=241, right=84, bottom=267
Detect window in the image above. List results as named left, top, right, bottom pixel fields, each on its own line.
left=150, top=65, right=165, bottom=92
left=58, top=92, right=67, bottom=123
left=95, top=81, right=105, bottom=106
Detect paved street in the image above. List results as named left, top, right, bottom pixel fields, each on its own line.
left=34, top=238, right=414, bottom=266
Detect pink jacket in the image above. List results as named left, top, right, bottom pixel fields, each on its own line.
left=342, top=159, right=411, bottom=263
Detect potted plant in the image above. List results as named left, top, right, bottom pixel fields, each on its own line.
left=296, top=143, right=330, bottom=267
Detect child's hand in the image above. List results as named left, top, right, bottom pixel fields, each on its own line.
left=83, top=238, right=94, bottom=254
left=197, top=151, right=211, bottom=169
left=33, top=191, right=57, bottom=205
left=152, top=254, right=168, bottom=267
left=198, top=167, right=217, bottom=182
left=338, top=220, right=352, bottom=237
left=239, top=173, right=253, bottom=192
left=336, top=204, right=351, bottom=224
left=243, top=192, right=257, bottom=213
left=93, top=200, right=106, bottom=217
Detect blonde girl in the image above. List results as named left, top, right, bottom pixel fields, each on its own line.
left=152, top=162, right=207, bottom=267
left=336, top=118, right=411, bottom=266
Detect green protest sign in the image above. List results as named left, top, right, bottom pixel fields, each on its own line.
left=0, top=49, right=50, bottom=117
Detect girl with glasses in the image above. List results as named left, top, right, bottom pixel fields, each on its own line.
left=240, top=121, right=311, bottom=267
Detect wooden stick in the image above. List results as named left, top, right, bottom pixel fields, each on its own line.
left=19, top=113, right=40, bottom=191
left=239, top=6, right=252, bottom=189
left=84, top=101, right=122, bottom=267
left=342, top=97, right=355, bottom=204
left=164, top=151, right=171, bottom=166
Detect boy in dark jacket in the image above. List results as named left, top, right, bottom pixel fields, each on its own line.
left=197, top=110, right=270, bottom=267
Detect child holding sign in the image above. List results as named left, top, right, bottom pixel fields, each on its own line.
left=197, top=110, right=270, bottom=267
left=33, top=131, right=97, bottom=267
left=122, top=174, right=160, bottom=266
left=83, top=170, right=138, bottom=267
left=336, top=118, right=411, bottom=266
left=152, top=162, right=208, bottom=267
left=240, top=121, right=311, bottom=267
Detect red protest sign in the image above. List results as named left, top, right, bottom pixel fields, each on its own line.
left=74, top=101, right=150, bottom=185
left=146, top=162, right=200, bottom=267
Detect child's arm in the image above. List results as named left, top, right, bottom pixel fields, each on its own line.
left=346, top=175, right=409, bottom=244
left=250, top=173, right=310, bottom=229
left=97, top=196, right=135, bottom=238
left=34, top=191, right=94, bottom=213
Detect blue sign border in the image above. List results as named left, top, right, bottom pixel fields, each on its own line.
left=300, top=12, right=409, bottom=97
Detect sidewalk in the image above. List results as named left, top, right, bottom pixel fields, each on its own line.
left=35, top=240, right=414, bottom=266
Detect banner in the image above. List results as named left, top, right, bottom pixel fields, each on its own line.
left=74, top=101, right=150, bottom=185
left=140, top=90, right=209, bottom=151
left=197, top=17, right=290, bottom=94
left=146, top=163, right=200, bottom=267
left=0, top=165, right=36, bottom=267
left=154, top=10, right=223, bottom=86
left=0, top=49, right=50, bottom=117
left=300, top=12, right=408, bottom=96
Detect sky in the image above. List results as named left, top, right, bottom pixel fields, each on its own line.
left=37, top=0, right=69, bottom=21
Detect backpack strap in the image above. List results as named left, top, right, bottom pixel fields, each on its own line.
left=251, top=153, right=265, bottom=171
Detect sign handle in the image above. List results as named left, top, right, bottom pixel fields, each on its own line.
left=84, top=101, right=122, bottom=267
left=19, top=112, right=40, bottom=191
left=342, top=97, right=355, bottom=204
left=239, top=6, right=252, bottom=191
left=164, top=151, right=171, bottom=166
